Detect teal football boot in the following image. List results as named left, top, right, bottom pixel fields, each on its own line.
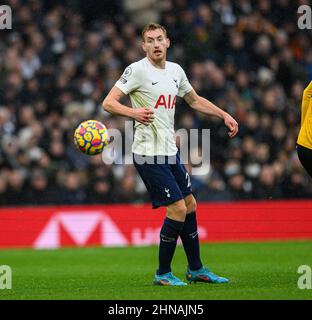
left=186, top=266, right=229, bottom=284
left=154, top=272, right=187, bottom=286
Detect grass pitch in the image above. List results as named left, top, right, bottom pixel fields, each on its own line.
left=0, top=241, right=311, bottom=300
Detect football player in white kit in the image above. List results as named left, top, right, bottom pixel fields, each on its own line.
left=103, top=23, right=238, bottom=286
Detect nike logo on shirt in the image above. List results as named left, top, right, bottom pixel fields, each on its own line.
left=152, top=82, right=159, bottom=85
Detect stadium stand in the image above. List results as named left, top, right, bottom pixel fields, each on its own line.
left=0, top=0, right=312, bottom=206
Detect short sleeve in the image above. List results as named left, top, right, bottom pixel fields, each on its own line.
left=115, top=63, right=141, bottom=95
left=177, top=65, right=193, bottom=98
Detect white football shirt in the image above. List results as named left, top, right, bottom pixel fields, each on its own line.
left=115, top=57, right=193, bottom=156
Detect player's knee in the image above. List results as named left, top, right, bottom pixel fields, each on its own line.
left=185, top=194, right=197, bottom=213
left=187, top=198, right=197, bottom=213
left=166, top=200, right=187, bottom=222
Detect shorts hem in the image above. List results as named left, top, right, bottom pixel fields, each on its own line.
left=152, top=196, right=184, bottom=209
left=182, top=191, right=193, bottom=197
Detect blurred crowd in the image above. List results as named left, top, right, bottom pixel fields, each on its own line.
left=1, top=0, right=312, bottom=207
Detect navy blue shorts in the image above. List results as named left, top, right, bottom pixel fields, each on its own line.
left=133, top=153, right=193, bottom=209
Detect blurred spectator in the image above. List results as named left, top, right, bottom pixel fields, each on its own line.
left=113, top=165, right=141, bottom=203
left=253, top=165, right=283, bottom=200
left=197, top=172, right=233, bottom=202
left=88, top=178, right=114, bottom=204
left=25, top=169, right=57, bottom=205
left=0, top=175, right=8, bottom=206
left=57, top=171, right=88, bottom=205
left=6, top=170, right=26, bottom=205
left=227, top=173, right=252, bottom=200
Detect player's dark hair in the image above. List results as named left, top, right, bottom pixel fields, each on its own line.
left=141, top=23, right=167, bottom=41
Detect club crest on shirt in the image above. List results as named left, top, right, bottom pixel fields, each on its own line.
left=165, top=188, right=171, bottom=198
left=123, top=66, right=132, bottom=78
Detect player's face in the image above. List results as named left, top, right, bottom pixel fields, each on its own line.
left=142, top=29, right=170, bottom=63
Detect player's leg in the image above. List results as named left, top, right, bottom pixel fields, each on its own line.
left=133, top=154, right=187, bottom=286
left=297, top=144, right=312, bottom=178
left=157, top=199, right=186, bottom=275
left=171, top=154, right=229, bottom=284
left=170, top=155, right=203, bottom=270
left=182, top=194, right=229, bottom=283
left=180, top=194, right=203, bottom=271
left=154, top=199, right=187, bottom=286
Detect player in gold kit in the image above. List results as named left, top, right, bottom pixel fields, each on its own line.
left=297, top=81, right=312, bottom=177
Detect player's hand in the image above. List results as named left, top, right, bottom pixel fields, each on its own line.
left=132, top=108, right=155, bottom=126
left=223, top=113, right=238, bottom=138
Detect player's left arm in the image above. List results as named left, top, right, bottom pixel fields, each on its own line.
left=183, top=89, right=239, bottom=138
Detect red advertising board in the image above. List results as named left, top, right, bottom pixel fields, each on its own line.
left=0, top=200, right=312, bottom=249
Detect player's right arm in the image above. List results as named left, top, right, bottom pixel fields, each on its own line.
left=102, top=86, right=154, bottom=126
left=301, top=81, right=312, bottom=126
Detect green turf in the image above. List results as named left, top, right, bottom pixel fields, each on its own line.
left=0, top=241, right=312, bottom=300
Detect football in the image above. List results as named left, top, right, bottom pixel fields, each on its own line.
left=74, top=120, right=110, bottom=155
